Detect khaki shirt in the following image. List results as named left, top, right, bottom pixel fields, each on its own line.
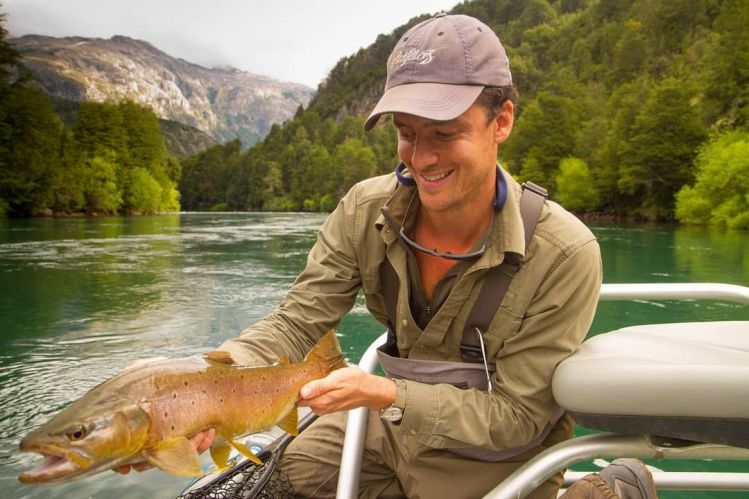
left=220, top=168, right=602, bottom=452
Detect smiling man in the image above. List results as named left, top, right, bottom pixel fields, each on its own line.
left=200, top=13, right=652, bottom=499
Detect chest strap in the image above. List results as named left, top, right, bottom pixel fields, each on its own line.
left=380, top=182, right=548, bottom=362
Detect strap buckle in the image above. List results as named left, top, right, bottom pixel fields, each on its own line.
left=521, top=181, right=549, bottom=198
left=459, top=344, right=484, bottom=363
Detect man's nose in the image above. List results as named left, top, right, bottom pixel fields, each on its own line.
left=409, top=137, right=438, bottom=169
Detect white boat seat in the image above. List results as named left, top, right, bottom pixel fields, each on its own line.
left=552, top=321, right=749, bottom=448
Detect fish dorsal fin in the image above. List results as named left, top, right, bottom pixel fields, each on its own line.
left=203, top=350, right=236, bottom=365
left=305, top=330, right=347, bottom=372
left=145, top=436, right=202, bottom=477
left=278, top=355, right=290, bottom=365
left=231, top=440, right=263, bottom=465
left=277, top=408, right=298, bottom=436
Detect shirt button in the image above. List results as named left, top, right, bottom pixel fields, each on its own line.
left=401, top=319, right=408, bottom=327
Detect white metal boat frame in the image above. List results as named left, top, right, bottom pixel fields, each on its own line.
left=336, top=283, right=749, bottom=498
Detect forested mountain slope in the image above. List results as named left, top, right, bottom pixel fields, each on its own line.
left=181, top=0, right=748, bottom=226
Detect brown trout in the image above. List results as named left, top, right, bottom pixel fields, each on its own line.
left=18, top=330, right=347, bottom=484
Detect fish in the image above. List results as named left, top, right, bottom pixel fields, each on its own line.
left=18, top=330, right=347, bottom=484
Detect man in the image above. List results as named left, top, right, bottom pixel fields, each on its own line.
left=125, top=13, right=657, bottom=499
left=217, top=13, right=605, bottom=498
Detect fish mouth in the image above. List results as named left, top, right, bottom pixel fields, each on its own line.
left=18, top=444, right=89, bottom=484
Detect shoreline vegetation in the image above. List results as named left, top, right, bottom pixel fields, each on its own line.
left=2, top=0, right=748, bottom=228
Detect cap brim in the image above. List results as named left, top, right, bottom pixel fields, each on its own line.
left=364, top=83, right=485, bottom=131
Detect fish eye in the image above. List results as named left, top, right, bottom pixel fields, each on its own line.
left=65, top=424, right=91, bottom=441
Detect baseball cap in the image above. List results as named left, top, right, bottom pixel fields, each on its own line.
left=364, top=13, right=512, bottom=131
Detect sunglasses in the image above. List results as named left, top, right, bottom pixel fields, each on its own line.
left=396, top=193, right=491, bottom=261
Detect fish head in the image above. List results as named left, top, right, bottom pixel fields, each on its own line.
left=18, top=400, right=151, bottom=484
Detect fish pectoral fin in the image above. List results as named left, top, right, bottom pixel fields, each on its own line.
left=277, top=408, right=299, bottom=436
left=278, top=355, right=290, bottom=365
left=210, top=441, right=232, bottom=469
left=232, top=440, right=263, bottom=465
left=145, top=437, right=202, bottom=477
left=203, top=350, right=236, bottom=365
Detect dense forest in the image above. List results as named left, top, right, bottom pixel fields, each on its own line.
left=0, top=14, right=180, bottom=216
left=2, top=0, right=749, bottom=227
left=178, top=0, right=748, bottom=227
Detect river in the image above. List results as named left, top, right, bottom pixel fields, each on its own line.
left=0, top=213, right=746, bottom=498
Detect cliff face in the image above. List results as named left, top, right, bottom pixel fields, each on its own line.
left=10, top=34, right=314, bottom=147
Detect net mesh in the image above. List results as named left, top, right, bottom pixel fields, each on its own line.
left=176, top=457, right=293, bottom=499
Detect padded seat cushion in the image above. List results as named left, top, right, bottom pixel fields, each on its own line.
left=552, top=321, right=749, bottom=447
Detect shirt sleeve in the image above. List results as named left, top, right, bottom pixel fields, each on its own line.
left=396, top=237, right=602, bottom=451
left=217, top=189, right=363, bottom=366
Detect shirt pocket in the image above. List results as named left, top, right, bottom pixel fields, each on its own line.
left=361, top=271, right=389, bottom=326
left=486, top=305, right=523, bottom=340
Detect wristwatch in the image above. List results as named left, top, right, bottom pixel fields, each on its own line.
left=380, top=378, right=407, bottom=423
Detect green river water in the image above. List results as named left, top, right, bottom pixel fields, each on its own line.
left=0, top=213, right=747, bottom=498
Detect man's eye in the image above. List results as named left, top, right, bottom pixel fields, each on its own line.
left=435, top=130, right=456, bottom=140
left=398, top=131, right=415, bottom=141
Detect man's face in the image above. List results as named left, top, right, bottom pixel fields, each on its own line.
left=393, top=101, right=513, bottom=215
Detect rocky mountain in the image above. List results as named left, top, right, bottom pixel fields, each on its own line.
left=9, top=34, right=314, bottom=147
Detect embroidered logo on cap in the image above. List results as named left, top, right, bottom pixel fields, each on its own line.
left=390, top=46, right=445, bottom=67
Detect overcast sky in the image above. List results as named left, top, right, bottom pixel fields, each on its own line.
left=4, top=0, right=462, bottom=88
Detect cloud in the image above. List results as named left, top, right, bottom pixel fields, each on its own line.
left=4, top=0, right=461, bottom=87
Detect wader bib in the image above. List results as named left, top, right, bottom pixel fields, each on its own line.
left=377, top=181, right=564, bottom=462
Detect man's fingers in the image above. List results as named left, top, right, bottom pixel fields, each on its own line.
left=113, top=465, right=131, bottom=475
left=192, top=428, right=216, bottom=453
left=299, top=380, right=321, bottom=399
left=132, top=462, right=153, bottom=472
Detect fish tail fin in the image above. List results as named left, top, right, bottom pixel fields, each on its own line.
left=305, top=330, right=347, bottom=373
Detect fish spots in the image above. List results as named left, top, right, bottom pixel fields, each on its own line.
left=184, top=381, right=188, bottom=386
left=172, top=392, right=177, bottom=399
left=164, top=411, right=169, bottom=418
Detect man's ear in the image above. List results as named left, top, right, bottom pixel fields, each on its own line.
left=493, top=100, right=515, bottom=144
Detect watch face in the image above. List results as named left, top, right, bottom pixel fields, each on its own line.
left=380, top=406, right=403, bottom=422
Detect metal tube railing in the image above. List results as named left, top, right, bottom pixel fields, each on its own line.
left=600, top=282, right=749, bottom=304
left=484, top=434, right=749, bottom=499
left=336, top=332, right=387, bottom=499
left=564, top=471, right=749, bottom=491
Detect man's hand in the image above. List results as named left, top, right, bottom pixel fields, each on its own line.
left=297, top=367, right=396, bottom=415
left=113, top=428, right=216, bottom=474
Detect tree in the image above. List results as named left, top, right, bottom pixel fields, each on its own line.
left=179, top=140, right=241, bottom=210
left=123, top=167, right=163, bottom=214
left=0, top=85, right=65, bottom=215
left=502, top=92, right=581, bottom=190
left=80, top=154, right=122, bottom=213
left=675, top=131, right=749, bottom=229
left=700, top=0, right=749, bottom=128
left=617, top=78, right=706, bottom=219
left=555, top=157, right=600, bottom=212
left=332, top=138, right=377, bottom=196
